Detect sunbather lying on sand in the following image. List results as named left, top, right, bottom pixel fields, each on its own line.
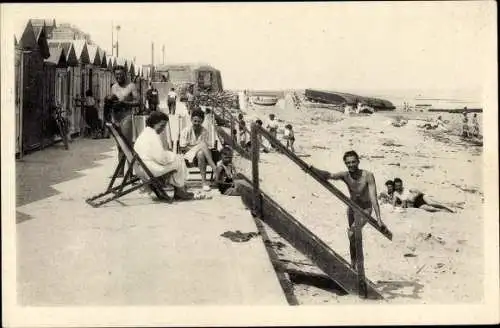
left=392, top=178, right=455, bottom=213
left=419, top=115, right=448, bottom=130
left=392, top=117, right=408, bottom=127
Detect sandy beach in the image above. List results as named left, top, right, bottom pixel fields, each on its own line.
left=234, top=95, right=484, bottom=304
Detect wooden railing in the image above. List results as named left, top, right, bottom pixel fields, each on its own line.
left=204, top=92, right=393, bottom=298
left=249, top=123, right=392, bottom=240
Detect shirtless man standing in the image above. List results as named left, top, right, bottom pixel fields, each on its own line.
left=310, top=150, right=385, bottom=265
left=107, top=65, right=139, bottom=176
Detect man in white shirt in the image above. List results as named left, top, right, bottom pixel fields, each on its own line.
left=167, top=88, right=177, bottom=115
left=179, top=109, right=218, bottom=191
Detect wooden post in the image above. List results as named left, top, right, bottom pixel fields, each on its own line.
left=352, top=213, right=368, bottom=298
left=250, top=123, right=261, bottom=217
left=230, top=113, right=235, bottom=145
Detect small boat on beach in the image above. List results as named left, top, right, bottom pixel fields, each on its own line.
left=252, top=96, right=278, bottom=106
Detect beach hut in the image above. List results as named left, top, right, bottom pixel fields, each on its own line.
left=70, top=39, right=90, bottom=135
left=43, top=45, right=69, bottom=145
left=87, top=43, right=102, bottom=104
left=46, top=43, right=71, bottom=115
left=129, top=61, right=136, bottom=79
left=17, top=20, right=51, bottom=153
left=30, top=19, right=57, bottom=39
left=47, top=40, right=79, bottom=135
left=97, top=48, right=112, bottom=119
left=108, top=56, right=117, bottom=85
left=115, top=57, right=128, bottom=74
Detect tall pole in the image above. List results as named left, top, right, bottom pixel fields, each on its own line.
left=151, top=42, right=154, bottom=67
left=116, top=25, right=120, bottom=58
left=162, top=44, right=165, bottom=64
left=111, top=21, right=114, bottom=57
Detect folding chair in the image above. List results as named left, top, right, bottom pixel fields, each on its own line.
left=175, top=110, right=220, bottom=183
left=86, top=122, right=174, bottom=208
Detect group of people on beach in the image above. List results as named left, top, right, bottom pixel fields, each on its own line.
left=134, top=109, right=242, bottom=200
left=235, top=113, right=296, bottom=153
left=461, top=110, right=480, bottom=138
left=105, top=65, right=245, bottom=200
left=105, top=65, right=457, bottom=222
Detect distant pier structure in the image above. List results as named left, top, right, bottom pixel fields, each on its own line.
left=304, top=89, right=395, bottom=111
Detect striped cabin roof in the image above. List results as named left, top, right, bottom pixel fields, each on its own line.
left=47, top=40, right=78, bottom=66
left=86, top=43, right=101, bottom=66
left=44, top=46, right=67, bottom=67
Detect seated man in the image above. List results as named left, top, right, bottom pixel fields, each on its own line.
left=134, top=111, right=198, bottom=200
left=179, top=109, right=218, bottom=191
left=392, top=178, right=455, bottom=213
left=378, top=180, right=395, bottom=204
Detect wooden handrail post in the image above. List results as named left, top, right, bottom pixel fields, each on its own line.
left=230, top=113, right=235, bottom=144
left=250, top=122, right=261, bottom=217
left=352, top=216, right=368, bottom=298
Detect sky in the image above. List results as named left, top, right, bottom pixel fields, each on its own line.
left=3, top=2, right=496, bottom=93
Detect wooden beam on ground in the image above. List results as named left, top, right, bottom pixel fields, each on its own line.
left=236, top=174, right=384, bottom=299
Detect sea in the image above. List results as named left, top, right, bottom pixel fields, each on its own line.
left=338, top=88, right=483, bottom=111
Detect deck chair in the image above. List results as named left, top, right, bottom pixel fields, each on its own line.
left=86, top=122, right=174, bottom=208
left=175, top=110, right=220, bottom=182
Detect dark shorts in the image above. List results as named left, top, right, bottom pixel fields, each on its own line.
left=413, top=193, right=426, bottom=208
left=347, top=203, right=372, bottom=226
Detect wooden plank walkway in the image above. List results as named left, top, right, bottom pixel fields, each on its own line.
left=16, top=136, right=287, bottom=306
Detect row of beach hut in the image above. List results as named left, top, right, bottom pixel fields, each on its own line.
left=15, top=19, right=148, bottom=155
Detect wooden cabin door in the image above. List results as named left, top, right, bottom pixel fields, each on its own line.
left=22, top=52, right=45, bottom=152
left=72, top=66, right=82, bottom=134
left=41, top=65, right=56, bottom=147
left=15, top=48, right=22, bottom=154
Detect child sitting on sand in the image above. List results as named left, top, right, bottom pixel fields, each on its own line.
left=283, top=124, right=295, bottom=153
left=215, top=147, right=240, bottom=196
